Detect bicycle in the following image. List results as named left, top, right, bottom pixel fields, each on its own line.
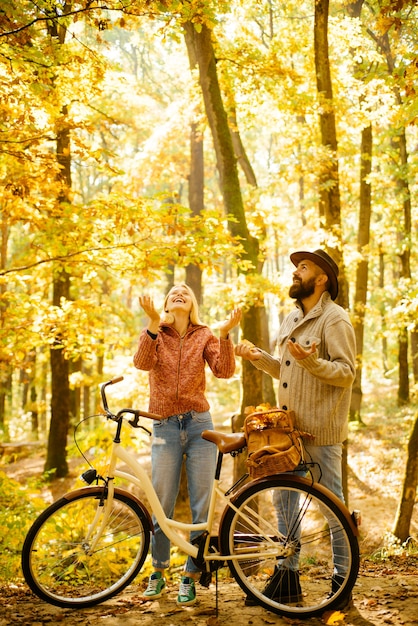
left=21, top=376, right=360, bottom=618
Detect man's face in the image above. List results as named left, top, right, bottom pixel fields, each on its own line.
left=289, top=260, right=324, bottom=300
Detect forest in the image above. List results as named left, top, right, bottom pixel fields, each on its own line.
left=0, top=1, right=417, bottom=621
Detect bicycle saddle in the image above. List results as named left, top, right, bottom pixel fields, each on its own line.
left=202, top=430, right=246, bottom=454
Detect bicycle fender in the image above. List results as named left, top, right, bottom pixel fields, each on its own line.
left=57, top=486, right=154, bottom=533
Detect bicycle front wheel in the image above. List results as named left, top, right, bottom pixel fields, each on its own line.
left=22, top=486, right=152, bottom=608
left=219, top=474, right=359, bottom=618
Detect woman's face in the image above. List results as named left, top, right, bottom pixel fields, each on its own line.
left=165, top=285, right=193, bottom=315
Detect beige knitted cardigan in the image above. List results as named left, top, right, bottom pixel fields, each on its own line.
left=253, top=292, right=356, bottom=446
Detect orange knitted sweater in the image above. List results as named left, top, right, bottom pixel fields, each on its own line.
left=133, top=323, right=236, bottom=418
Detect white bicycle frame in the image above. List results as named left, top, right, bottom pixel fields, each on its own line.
left=90, top=433, right=289, bottom=564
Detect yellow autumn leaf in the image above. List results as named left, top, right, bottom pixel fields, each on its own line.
left=322, top=610, right=346, bottom=625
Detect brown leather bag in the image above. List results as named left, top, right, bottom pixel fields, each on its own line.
left=244, top=407, right=312, bottom=479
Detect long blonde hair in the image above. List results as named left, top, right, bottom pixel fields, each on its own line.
left=162, top=283, right=204, bottom=326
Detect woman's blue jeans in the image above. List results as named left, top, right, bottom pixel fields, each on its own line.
left=150, top=410, right=217, bottom=573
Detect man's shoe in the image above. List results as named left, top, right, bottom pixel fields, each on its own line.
left=176, top=576, right=197, bottom=606
left=245, top=568, right=302, bottom=606
left=143, top=571, right=166, bottom=599
left=326, top=575, right=352, bottom=610
left=330, top=593, right=352, bottom=610
left=263, top=567, right=302, bottom=604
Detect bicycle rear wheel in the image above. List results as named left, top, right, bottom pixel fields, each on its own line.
left=22, top=486, right=151, bottom=608
left=219, top=474, right=359, bottom=618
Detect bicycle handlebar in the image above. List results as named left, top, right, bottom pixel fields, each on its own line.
left=100, top=376, right=162, bottom=424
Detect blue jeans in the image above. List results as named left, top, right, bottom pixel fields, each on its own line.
left=303, top=443, right=344, bottom=503
left=275, top=443, right=348, bottom=575
left=150, top=410, right=217, bottom=573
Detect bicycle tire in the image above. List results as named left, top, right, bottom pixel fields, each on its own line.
left=21, top=486, right=152, bottom=608
left=219, top=474, right=359, bottom=618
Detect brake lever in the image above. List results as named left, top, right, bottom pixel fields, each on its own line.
left=127, top=412, right=141, bottom=428
left=139, top=425, right=152, bottom=436
left=127, top=411, right=152, bottom=436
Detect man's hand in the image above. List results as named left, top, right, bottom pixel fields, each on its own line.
left=235, top=341, right=262, bottom=361
left=287, top=339, right=317, bottom=360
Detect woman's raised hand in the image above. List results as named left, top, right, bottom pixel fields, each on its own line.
left=139, top=296, right=161, bottom=331
left=219, top=308, right=242, bottom=339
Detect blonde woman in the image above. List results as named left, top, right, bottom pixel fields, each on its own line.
left=133, top=284, right=241, bottom=607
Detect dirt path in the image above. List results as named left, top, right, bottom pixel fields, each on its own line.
left=2, top=392, right=417, bottom=626
left=2, top=558, right=418, bottom=626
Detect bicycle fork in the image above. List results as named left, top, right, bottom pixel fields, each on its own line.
left=80, top=480, right=116, bottom=555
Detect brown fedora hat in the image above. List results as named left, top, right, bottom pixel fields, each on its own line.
left=290, top=249, right=339, bottom=300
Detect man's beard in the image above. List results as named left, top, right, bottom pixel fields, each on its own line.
left=289, top=275, right=316, bottom=300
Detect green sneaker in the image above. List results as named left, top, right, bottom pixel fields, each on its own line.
left=143, top=571, right=166, bottom=599
left=176, top=576, right=197, bottom=606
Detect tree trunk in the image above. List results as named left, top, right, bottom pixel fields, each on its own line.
left=314, top=0, right=350, bottom=502
left=183, top=22, right=274, bottom=481
left=350, top=123, right=372, bottom=422
left=46, top=269, right=71, bottom=477
left=233, top=307, right=265, bottom=480
left=23, top=350, right=39, bottom=439
left=378, top=247, right=389, bottom=373
left=412, top=331, right=418, bottom=384
left=396, top=131, right=411, bottom=406
left=0, top=373, right=11, bottom=439
left=398, top=327, right=409, bottom=406
left=392, top=412, right=418, bottom=542
left=45, top=100, right=72, bottom=477
left=375, top=30, right=412, bottom=404
left=347, top=0, right=369, bottom=423
left=83, top=362, right=92, bottom=419
left=228, top=106, right=258, bottom=187
left=183, top=22, right=258, bottom=265
left=30, top=383, right=39, bottom=440
left=0, top=210, right=9, bottom=436
left=185, top=121, right=204, bottom=302
left=314, top=0, right=348, bottom=310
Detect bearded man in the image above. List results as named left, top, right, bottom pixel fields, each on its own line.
left=235, top=249, right=356, bottom=608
